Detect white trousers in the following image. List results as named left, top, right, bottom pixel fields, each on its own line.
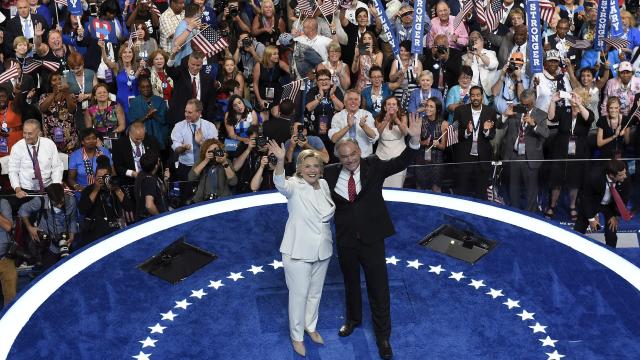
left=282, top=254, right=330, bottom=342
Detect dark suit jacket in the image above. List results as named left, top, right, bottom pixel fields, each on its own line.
left=579, top=170, right=631, bottom=220
left=166, top=64, right=217, bottom=128
left=420, top=48, right=463, bottom=91
left=453, top=104, right=497, bottom=163
left=111, top=135, right=161, bottom=186
left=323, top=146, right=419, bottom=248
left=498, top=107, right=549, bottom=169
left=4, top=14, right=49, bottom=57
left=547, top=34, right=582, bottom=66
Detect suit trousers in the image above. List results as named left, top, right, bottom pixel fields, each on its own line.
left=0, top=258, right=17, bottom=307
left=456, top=160, right=489, bottom=200
left=282, top=254, right=330, bottom=342
left=337, top=239, right=391, bottom=341
left=508, top=156, right=539, bottom=212
left=574, top=205, right=618, bottom=247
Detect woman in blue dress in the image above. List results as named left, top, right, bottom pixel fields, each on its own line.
left=100, top=42, right=144, bottom=124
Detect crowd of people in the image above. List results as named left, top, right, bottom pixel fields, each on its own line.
left=0, top=0, right=638, bottom=356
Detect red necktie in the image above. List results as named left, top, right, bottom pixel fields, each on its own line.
left=348, top=172, right=356, bottom=202
left=191, top=76, right=197, bottom=99
left=609, top=183, right=633, bottom=221
left=31, top=145, right=45, bottom=192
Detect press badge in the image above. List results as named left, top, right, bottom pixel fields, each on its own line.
left=265, top=87, right=275, bottom=100
left=567, top=139, right=576, bottom=155
left=424, top=148, right=432, bottom=162
left=517, top=142, right=526, bottom=156
left=0, top=137, right=8, bottom=153
left=53, top=127, right=64, bottom=143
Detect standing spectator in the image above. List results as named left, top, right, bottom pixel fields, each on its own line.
left=446, top=66, right=484, bottom=123
left=374, top=97, right=409, bottom=188
left=408, top=71, right=444, bottom=117
left=453, top=86, right=496, bottom=200
left=61, top=12, right=88, bottom=55
left=565, top=61, right=610, bottom=120
left=491, top=53, right=528, bottom=114
left=9, top=119, right=63, bottom=197
left=574, top=159, right=630, bottom=248
left=532, top=51, right=572, bottom=117
left=462, top=31, right=499, bottom=98
left=427, top=1, right=468, bottom=51
left=191, top=0, right=218, bottom=28
left=499, top=89, right=549, bottom=212
left=483, top=24, right=529, bottom=70
left=33, top=29, right=73, bottom=76
left=66, top=52, right=98, bottom=126
left=84, top=83, right=126, bottom=140
left=68, top=128, right=113, bottom=192
left=329, top=89, right=379, bottom=157
left=158, top=0, right=185, bottom=53
left=188, top=139, right=237, bottom=202
left=218, top=57, right=246, bottom=98
left=619, top=11, right=640, bottom=61
left=293, top=17, right=334, bottom=62
left=39, top=73, right=78, bottom=153
left=421, top=34, right=462, bottom=96
left=3, top=0, right=49, bottom=58
left=170, top=99, right=218, bottom=203
left=128, top=77, right=169, bottom=152
left=129, top=21, right=158, bottom=61
left=0, top=86, right=23, bottom=158
left=233, top=32, right=265, bottom=86
left=252, top=45, right=289, bottom=114
left=263, top=99, right=294, bottom=146
left=351, top=31, right=383, bottom=92
left=415, top=97, right=448, bottom=192
left=596, top=97, right=631, bottom=159
left=251, top=0, right=285, bottom=47
left=169, top=3, right=201, bottom=66
left=224, top=94, right=259, bottom=145
left=389, top=40, right=423, bottom=111
left=361, top=66, right=396, bottom=118
left=111, top=122, right=161, bottom=189
left=544, top=19, right=582, bottom=66
left=134, top=151, right=168, bottom=220
left=125, top=0, right=160, bottom=39
left=100, top=41, right=144, bottom=124
left=148, top=49, right=174, bottom=104
left=305, top=69, right=345, bottom=159
left=601, top=61, right=640, bottom=118
left=546, top=89, right=594, bottom=220
left=317, top=41, right=351, bottom=93
left=0, top=199, right=15, bottom=308
left=338, top=5, right=382, bottom=66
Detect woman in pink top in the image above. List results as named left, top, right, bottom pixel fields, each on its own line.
left=427, top=1, right=469, bottom=51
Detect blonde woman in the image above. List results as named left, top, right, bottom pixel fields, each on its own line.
left=252, top=45, right=289, bottom=114
left=251, top=0, right=286, bottom=46
left=317, top=41, right=351, bottom=92
left=268, top=139, right=335, bottom=357
left=218, top=57, right=246, bottom=96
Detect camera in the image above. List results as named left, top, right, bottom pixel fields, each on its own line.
left=506, top=62, right=517, bottom=74
left=357, top=43, right=369, bottom=54
left=268, top=153, right=278, bottom=165
left=5, top=238, right=32, bottom=266
left=242, top=36, right=253, bottom=48
left=256, top=135, right=268, bottom=148
left=229, top=4, right=239, bottom=18
left=205, top=193, right=218, bottom=200
left=436, top=45, right=448, bottom=54
left=297, top=129, right=306, bottom=142
left=213, top=148, right=225, bottom=157
left=214, top=0, right=229, bottom=15
left=57, top=233, right=70, bottom=258
left=467, top=44, right=475, bottom=52
left=512, top=104, right=528, bottom=113
left=100, top=174, right=119, bottom=189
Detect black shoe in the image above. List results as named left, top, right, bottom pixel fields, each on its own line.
left=377, top=339, right=393, bottom=359
left=338, top=322, right=360, bottom=337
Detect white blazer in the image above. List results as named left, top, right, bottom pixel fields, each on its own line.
left=274, top=174, right=336, bottom=262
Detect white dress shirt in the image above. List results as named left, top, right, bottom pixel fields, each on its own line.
left=9, top=138, right=64, bottom=191
left=335, top=165, right=361, bottom=202
left=294, top=34, right=333, bottom=61
left=21, top=15, right=34, bottom=39
left=171, top=118, right=219, bottom=166
left=328, top=109, right=379, bottom=157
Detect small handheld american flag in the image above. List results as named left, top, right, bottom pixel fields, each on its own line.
left=477, top=0, right=504, bottom=32
left=453, top=0, right=474, bottom=31
left=538, top=0, right=555, bottom=24
left=446, top=121, right=459, bottom=147
left=192, top=27, right=229, bottom=57
left=0, top=63, right=20, bottom=84
left=317, top=0, right=336, bottom=18
left=603, top=38, right=630, bottom=51
left=296, top=0, right=315, bottom=16
left=282, top=78, right=308, bottom=101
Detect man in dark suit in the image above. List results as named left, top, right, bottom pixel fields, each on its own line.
left=322, top=115, right=421, bottom=360
left=483, top=24, right=528, bottom=70
left=454, top=85, right=497, bottom=200
left=166, top=51, right=218, bottom=128
left=111, top=122, right=161, bottom=190
left=574, top=159, right=631, bottom=247
left=498, top=89, right=549, bottom=212
left=545, top=19, right=582, bottom=67
left=4, top=0, right=49, bottom=57
left=421, top=34, right=462, bottom=94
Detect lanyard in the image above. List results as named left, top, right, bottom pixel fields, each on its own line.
left=26, top=140, right=41, bottom=164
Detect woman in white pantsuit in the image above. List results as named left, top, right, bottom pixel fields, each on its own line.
left=268, top=140, right=336, bottom=357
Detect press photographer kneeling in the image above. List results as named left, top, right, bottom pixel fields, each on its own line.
left=19, top=184, right=78, bottom=270
left=188, top=139, right=237, bottom=203
left=77, top=155, right=133, bottom=249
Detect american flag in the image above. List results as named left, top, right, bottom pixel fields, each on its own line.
left=477, top=0, right=504, bottom=32
left=603, top=37, right=630, bottom=51
left=21, top=58, right=61, bottom=73
left=565, top=39, right=592, bottom=49
left=282, top=78, right=308, bottom=101
left=453, top=0, right=474, bottom=30
left=317, top=0, right=336, bottom=18
left=54, top=0, right=67, bottom=7
left=192, top=27, right=229, bottom=57
left=539, top=0, right=555, bottom=24
left=296, top=0, right=315, bottom=16
left=446, top=121, right=459, bottom=147
left=0, top=62, right=20, bottom=84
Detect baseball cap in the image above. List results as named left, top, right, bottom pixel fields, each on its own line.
left=509, top=52, right=525, bottom=65
left=276, top=33, right=293, bottom=47
left=545, top=50, right=561, bottom=61
left=619, top=61, right=633, bottom=72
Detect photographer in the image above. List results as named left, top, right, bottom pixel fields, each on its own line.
left=0, top=199, right=16, bottom=307
left=125, top=0, right=160, bottom=39
left=284, top=122, right=330, bottom=174
left=491, top=53, right=528, bottom=114
left=233, top=32, right=266, bottom=84
left=134, top=151, right=168, bottom=220
left=188, top=139, right=237, bottom=202
left=77, top=156, right=132, bottom=249
left=19, top=184, right=78, bottom=270
left=421, top=34, right=462, bottom=96
left=220, top=0, right=252, bottom=49
left=249, top=147, right=278, bottom=192
left=462, top=31, right=499, bottom=98
left=231, top=125, right=268, bottom=193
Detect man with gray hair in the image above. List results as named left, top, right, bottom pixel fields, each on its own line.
left=499, top=89, right=549, bottom=212
left=9, top=119, right=63, bottom=198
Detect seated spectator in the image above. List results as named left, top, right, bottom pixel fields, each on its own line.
left=374, top=96, right=409, bottom=187
left=77, top=155, right=131, bottom=249
left=134, top=151, right=168, bottom=220
left=0, top=199, right=16, bottom=308
left=408, top=71, right=444, bottom=117
left=84, top=83, right=126, bottom=140
left=361, top=65, right=396, bottom=118
left=68, top=128, right=113, bottom=192
left=329, top=89, right=378, bottom=157
left=224, top=94, right=259, bottom=145
left=218, top=57, right=246, bottom=99
left=19, top=183, right=78, bottom=269
left=38, top=72, right=78, bottom=153
left=351, top=31, right=383, bottom=92
left=188, top=139, right=237, bottom=202
left=9, top=119, right=63, bottom=198
left=128, top=77, right=169, bottom=152
left=252, top=45, right=289, bottom=115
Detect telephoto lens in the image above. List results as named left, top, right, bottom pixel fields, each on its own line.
left=58, top=233, right=70, bottom=258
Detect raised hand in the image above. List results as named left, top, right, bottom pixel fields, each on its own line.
left=407, top=112, right=422, bottom=139
left=267, top=139, right=285, bottom=162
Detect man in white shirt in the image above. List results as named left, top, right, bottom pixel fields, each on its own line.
left=328, top=89, right=379, bottom=157
left=171, top=98, right=218, bottom=203
left=9, top=119, right=63, bottom=198
left=293, top=17, right=334, bottom=61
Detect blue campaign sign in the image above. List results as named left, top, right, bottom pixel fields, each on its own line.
left=373, top=0, right=400, bottom=55
left=411, top=0, right=426, bottom=55
left=594, top=0, right=609, bottom=50
left=68, top=0, right=83, bottom=16
left=526, top=0, right=543, bottom=74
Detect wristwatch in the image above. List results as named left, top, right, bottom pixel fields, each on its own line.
left=223, top=163, right=229, bottom=168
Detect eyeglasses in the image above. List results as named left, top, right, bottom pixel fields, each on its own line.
left=317, top=78, right=331, bottom=81
left=371, top=75, right=383, bottom=79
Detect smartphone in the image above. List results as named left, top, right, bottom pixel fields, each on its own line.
left=357, top=43, right=368, bottom=54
